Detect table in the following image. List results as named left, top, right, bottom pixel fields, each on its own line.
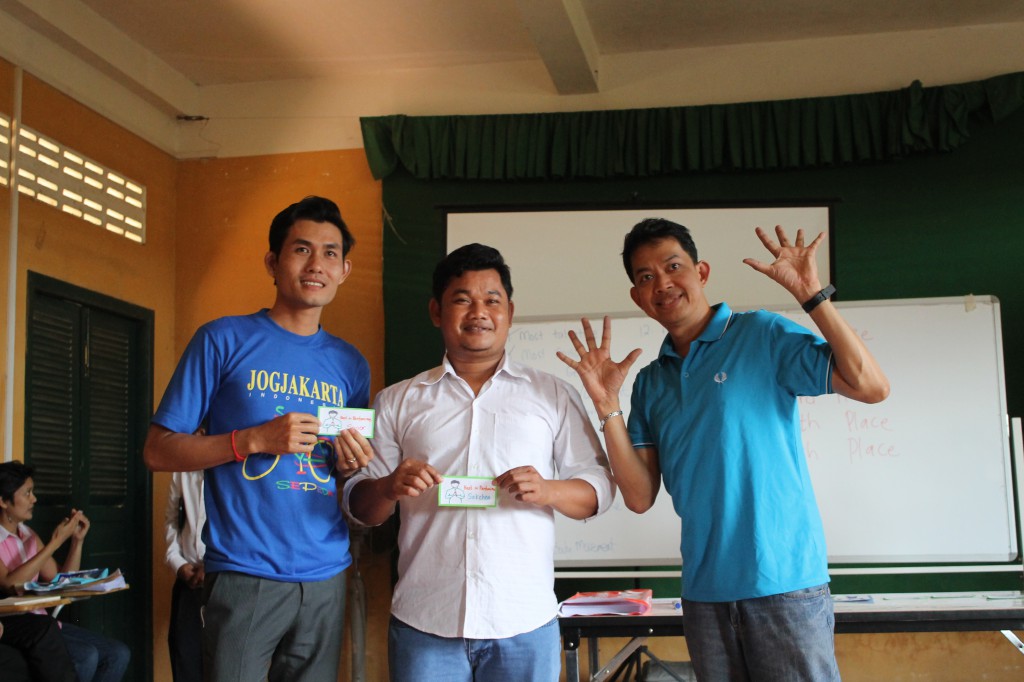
left=559, top=593, right=1024, bottom=682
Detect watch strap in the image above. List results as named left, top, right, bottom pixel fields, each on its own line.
left=801, top=284, right=836, bottom=313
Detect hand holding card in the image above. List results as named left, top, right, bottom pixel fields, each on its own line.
left=318, top=406, right=375, bottom=438
left=438, top=476, right=497, bottom=508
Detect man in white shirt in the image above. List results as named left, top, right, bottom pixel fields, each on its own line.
left=163, top=470, right=206, bottom=682
left=344, top=243, right=615, bottom=682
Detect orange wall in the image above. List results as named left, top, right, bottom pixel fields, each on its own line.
left=14, top=71, right=180, bottom=454
left=173, top=151, right=383, bottom=382
left=10, top=76, right=178, bottom=455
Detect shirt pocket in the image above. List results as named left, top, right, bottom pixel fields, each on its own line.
left=489, top=412, right=555, bottom=479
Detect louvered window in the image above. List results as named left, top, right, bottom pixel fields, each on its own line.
left=13, top=123, right=146, bottom=242
left=0, top=114, right=10, bottom=187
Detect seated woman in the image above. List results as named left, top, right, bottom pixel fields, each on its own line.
left=0, top=461, right=130, bottom=682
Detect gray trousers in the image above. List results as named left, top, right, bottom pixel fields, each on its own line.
left=202, top=570, right=346, bottom=682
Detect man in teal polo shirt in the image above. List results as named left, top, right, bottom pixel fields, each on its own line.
left=558, top=218, right=889, bottom=681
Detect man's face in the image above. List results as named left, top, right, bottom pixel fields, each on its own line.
left=628, top=237, right=710, bottom=330
left=264, top=219, right=352, bottom=312
left=429, top=269, right=513, bottom=364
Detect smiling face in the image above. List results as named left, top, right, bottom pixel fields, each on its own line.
left=0, top=476, right=36, bottom=526
left=628, top=237, right=712, bottom=338
left=265, top=219, right=352, bottom=317
left=429, top=268, right=514, bottom=367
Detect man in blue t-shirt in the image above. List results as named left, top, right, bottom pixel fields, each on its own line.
left=144, top=196, right=374, bottom=682
left=559, top=218, right=889, bottom=681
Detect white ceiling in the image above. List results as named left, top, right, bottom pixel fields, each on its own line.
left=16, top=0, right=1024, bottom=92
left=3, top=0, right=1024, bottom=158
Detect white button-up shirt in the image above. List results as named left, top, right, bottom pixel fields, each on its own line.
left=344, top=354, right=614, bottom=639
left=164, top=470, right=206, bottom=574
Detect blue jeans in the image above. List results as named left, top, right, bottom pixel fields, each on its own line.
left=682, top=584, right=840, bottom=682
left=60, top=622, right=131, bottom=682
left=388, top=616, right=561, bottom=682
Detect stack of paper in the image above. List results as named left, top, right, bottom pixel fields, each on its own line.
left=72, top=570, right=127, bottom=593
left=559, top=588, right=654, bottom=616
left=25, top=568, right=127, bottom=594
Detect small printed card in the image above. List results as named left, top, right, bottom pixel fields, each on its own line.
left=317, top=406, right=376, bottom=438
left=438, top=476, right=497, bottom=508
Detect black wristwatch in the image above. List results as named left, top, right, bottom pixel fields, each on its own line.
left=801, top=284, right=836, bottom=313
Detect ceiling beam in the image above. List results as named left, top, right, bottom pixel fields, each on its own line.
left=515, top=0, right=599, bottom=94
left=0, top=0, right=198, bottom=115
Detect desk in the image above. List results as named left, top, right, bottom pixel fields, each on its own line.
left=559, top=593, right=1024, bottom=682
left=0, top=584, right=128, bottom=620
left=0, top=596, right=70, bottom=615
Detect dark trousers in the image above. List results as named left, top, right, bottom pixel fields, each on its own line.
left=0, top=642, right=31, bottom=682
left=202, top=570, right=345, bottom=682
left=169, top=578, right=204, bottom=682
left=0, top=612, right=77, bottom=682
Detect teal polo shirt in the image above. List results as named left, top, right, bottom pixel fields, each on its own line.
left=628, top=303, right=834, bottom=602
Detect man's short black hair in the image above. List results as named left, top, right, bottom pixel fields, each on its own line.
left=432, top=243, right=513, bottom=302
left=621, top=218, right=699, bottom=281
left=268, top=196, right=355, bottom=257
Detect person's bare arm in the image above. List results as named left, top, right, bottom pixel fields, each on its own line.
left=0, top=515, right=82, bottom=589
left=493, top=467, right=602, bottom=520
left=744, top=226, right=890, bottom=404
left=143, top=412, right=322, bottom=472
left=558, top=316, right=662, bottom=512
left=348, top=459, right=443, bottom=526
left=57, top=512, right=89, bottom=574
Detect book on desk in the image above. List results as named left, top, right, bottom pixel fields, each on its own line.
left=24, top=568, right=127, bottom=595
left=559, top=588, right=654, bottom=616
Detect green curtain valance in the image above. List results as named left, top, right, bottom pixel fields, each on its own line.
left=360, top=71, right=1024, bottom=181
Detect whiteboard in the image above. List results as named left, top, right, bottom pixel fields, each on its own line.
left=447, top=206, right=830, bottom=317
left=504, top=296, right=1017, bottom=566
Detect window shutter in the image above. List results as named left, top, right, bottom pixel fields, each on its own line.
left=83, top=309, right=134, bottom=503
left=25, top=294, right=80, bottom=503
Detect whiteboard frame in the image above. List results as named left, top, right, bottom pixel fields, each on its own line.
left=774, top=295, right=1017, bottom=565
